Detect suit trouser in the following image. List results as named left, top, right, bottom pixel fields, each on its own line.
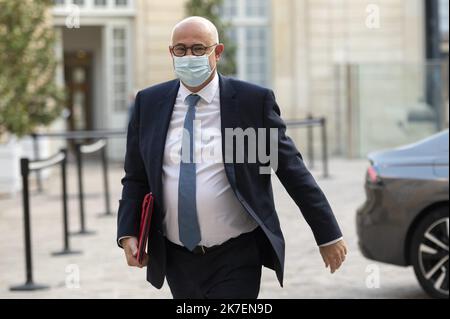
left=165, top=227, right=263, bottom=299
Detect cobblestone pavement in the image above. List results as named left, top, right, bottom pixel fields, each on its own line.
left=0, top=158, right=428, bottom=299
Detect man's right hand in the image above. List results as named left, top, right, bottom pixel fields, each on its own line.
left=122, top=237, right=149, bottom=268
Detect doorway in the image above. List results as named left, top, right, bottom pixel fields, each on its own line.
left=61, top=26, right=104, bottom=133
left=64, top=50, right=93, bottom=131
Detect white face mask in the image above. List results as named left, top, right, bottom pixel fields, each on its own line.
left=173, top=49, right=216, bottom=87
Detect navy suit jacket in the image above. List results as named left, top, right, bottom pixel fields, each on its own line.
left=117, top=74, right=342, bottom=289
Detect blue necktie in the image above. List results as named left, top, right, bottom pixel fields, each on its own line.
left=178, top=94, right=201, bottom=251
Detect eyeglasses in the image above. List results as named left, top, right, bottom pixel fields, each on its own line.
left=170, top=43, right=218, bottom=57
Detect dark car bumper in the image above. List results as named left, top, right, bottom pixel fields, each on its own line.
left=356, top=181, right=409, bottom=266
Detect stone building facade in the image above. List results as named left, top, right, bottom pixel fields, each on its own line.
left=50, top=0, right=448, bottom=158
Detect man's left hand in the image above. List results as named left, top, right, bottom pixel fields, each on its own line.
left=319, top=239, right=348, bottom=274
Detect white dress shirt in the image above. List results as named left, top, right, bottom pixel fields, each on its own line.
left=162, top=72, right=258, bottom=247
left=119, top=72, right=342, bottom=248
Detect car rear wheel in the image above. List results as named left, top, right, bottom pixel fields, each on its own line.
left=410, top=206, right=449, bottom=299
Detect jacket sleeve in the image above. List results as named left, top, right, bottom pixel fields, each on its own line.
left=116, top=91, right=150, bottom=247
left=263, top=89, right=343, bottom=245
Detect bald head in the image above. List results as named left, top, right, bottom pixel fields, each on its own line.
left=169, top=16, right=225, bottom=91
left=171, top=16, right=219, bottom=46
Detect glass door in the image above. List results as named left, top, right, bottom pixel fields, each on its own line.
left=64, top=50, right=93, bottom=132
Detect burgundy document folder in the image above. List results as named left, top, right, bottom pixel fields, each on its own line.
left=137, top=193, right=154, bottom=265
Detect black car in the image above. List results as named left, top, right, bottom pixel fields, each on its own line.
left=357, top=130, right=449, bottom=299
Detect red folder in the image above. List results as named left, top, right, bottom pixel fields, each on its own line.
left=137, top=193, right=154, bottom=265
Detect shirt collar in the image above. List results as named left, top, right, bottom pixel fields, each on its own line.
left=178, top=71, right=219, bottom=104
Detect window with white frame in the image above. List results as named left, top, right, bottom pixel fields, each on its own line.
left=94, top=0, right=107, bottom=6
left=245, top=0, right=268, bottom=17
left=439, top=0, right=449, bottom=45
left=53, top=0, right=134, bottom=12
left=220, top=0, right=270, bottom=87
left=112, top=27, right=128, bottom=112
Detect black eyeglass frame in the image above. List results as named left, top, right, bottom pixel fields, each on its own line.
left=170, top=43, right=218, bottom=57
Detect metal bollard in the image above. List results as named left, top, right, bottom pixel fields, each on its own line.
left=31, top=133, right=44, bottom=193
left=98, top=145, right=113, bottom=218
left=9, top=159, right=49, bottom=291
left=321, top=118, right=330, bottom=178
left=73, top=143, right=96, bottom=236
left=306, top=114, right=315, bottom=169
left=52, top=149, right=82, bottom=256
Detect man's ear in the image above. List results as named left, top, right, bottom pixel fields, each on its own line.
left=215, top=43, right=225, bottom=60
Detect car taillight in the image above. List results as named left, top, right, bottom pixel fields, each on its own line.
left=367, top=166, right=379, bottom=184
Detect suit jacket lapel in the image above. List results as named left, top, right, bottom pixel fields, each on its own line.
left=151, top=80, right=180, bottom=210
left=151, top=75, right=239, bottom=208
left=219, top=75, right=239, bottom=191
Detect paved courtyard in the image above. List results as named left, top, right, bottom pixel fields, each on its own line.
left=0, top=158, right=428, bottom=299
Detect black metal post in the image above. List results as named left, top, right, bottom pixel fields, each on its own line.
left=52, top=149, right=82, bottom=256
left=98, top=145, right=113, bottom=217
left=424, top=0, right=444, bottom=131
left=10, top=159, right=49, bottom=291
left=321, top=118, right=329, bottom=178
left=32, top=134, right=44, bottom=193
left=306, top=114, right=314, bottom=169
left=73, top=143, right=95, bottom=235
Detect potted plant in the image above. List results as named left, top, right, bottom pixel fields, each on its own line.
left=0, top=0, right=64, bottom=195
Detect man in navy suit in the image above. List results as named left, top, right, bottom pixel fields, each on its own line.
left=117, top=16, right=347, bottom=299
